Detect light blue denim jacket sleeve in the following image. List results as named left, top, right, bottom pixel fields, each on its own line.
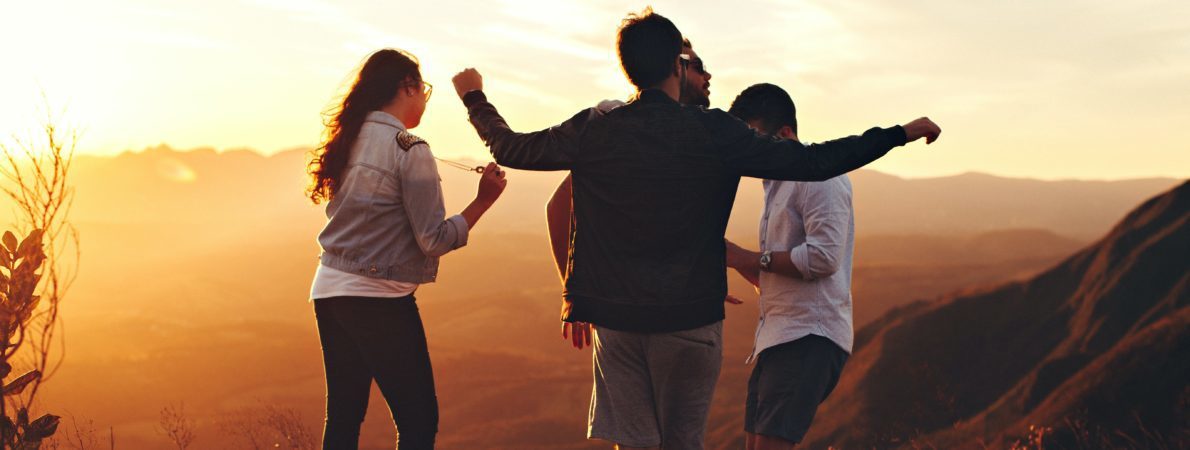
left=398, top=141, right=470, bottom=257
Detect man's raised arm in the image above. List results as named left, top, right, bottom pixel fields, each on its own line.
left=453, top=68, right=593, bottom=171
left=708, top=108, right=941, bottom=181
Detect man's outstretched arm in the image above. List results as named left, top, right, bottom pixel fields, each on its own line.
left=454, top=68, right=593, bottom=171
left=713, top=109, right=941, bottom=181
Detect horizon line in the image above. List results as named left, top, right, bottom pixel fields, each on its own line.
left=76, top=143, right=1189, bottom=184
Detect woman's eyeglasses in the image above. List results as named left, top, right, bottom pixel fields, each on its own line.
left=407, top=80, right=433, bottom=101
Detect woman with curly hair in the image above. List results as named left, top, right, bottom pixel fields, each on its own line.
left=307, top=48, right=507, bottom=450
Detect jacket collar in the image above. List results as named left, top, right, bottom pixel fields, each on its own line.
left=365, top=111, right=407, bottom=130
left=633, top=88, right=679, bottom=105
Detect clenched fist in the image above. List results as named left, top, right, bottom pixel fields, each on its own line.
left=452, top=68, right=484, bottom=101
left=903, top=117, right=942, bottom=144
left=476, top=162, right=506, bottom=205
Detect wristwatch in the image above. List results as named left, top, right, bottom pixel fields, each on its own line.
left=759, top=251, right=773, bottom=271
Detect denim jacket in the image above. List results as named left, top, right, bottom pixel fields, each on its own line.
left=318, top=111, right=469, bottom=283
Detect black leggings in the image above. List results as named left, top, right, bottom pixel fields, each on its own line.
left=314, top=296, right=437, bottom=450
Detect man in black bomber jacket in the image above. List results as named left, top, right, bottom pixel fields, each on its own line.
left=451, top=8, right=940, bottom=450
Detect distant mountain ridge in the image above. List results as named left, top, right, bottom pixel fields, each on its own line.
left=798, top=181, right=1189, bottom=449
left=64, top=146, right=1181, bottom=242
left=855, top=228, right=1084, bottom=266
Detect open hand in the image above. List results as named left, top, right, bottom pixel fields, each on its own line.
left=562, top=321, right=592, bottom=350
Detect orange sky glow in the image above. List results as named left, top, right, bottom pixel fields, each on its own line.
left=2, top=0, right=1188, bottom=180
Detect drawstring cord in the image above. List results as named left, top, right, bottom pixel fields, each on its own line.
left=433, top=157, right=485, bottom=174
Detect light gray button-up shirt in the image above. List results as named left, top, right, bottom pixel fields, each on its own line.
left=748, top=174, right=855, bottom=363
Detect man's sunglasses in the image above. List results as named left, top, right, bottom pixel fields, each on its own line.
left=679, top=54, right=708, bottom=75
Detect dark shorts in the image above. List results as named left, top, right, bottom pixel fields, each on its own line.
left=744, top=334, right=849, bottom=444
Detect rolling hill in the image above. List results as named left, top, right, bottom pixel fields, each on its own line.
left=794, top=181, right=1189, bottom=449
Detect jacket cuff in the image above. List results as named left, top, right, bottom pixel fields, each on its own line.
left=448, top=214, right=471, bottom=248
left=462, top=90, right=488, bottom=109
left=789, top=245, right=816, bottom=281
left=888, top=125, right=908, bottom=147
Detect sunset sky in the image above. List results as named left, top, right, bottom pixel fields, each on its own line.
left=2, top=0, right=1188, bottom=180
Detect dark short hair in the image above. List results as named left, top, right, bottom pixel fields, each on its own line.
left=728, top=83, right=798, bottom=136
left=617, top=7, right=683, bottom=90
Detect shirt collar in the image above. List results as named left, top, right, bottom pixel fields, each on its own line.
left=365, top=110, right=407, bottom=130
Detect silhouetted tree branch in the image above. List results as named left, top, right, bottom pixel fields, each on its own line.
left=0, top=103, right=77, bottom=449
left=157, top=403, right=195, bottom=450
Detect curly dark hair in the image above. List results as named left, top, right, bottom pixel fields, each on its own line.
left=307, top=48, right=420, bottom=204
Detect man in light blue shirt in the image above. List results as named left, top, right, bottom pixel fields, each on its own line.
left=725, top=83, right=855, bottom=450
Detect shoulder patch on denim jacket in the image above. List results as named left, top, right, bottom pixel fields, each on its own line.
left=396, top=130, right=426, bottom=152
